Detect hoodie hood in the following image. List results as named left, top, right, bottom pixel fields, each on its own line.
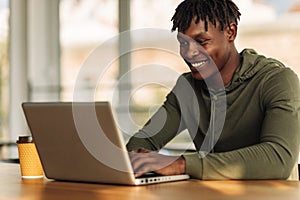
left=226, top=48, right=285, bottom=91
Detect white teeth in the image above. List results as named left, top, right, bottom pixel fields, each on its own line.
left=192, top=60, right=207, bottom=68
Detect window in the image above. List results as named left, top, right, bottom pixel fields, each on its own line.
left=236, top=0, right=300, bottom=76
left=60, top=0, right=118, bottom=101
left=59, top=0, right=187, bottom=141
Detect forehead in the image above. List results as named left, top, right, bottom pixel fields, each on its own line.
left=182, top=18, right=222, bottom=38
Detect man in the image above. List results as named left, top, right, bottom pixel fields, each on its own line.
left=127, top=0, right=300, bottom=180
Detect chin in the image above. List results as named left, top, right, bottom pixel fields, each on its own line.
left=190, top=68, right=219, bottom=81
left=191, top=72, right=205, bottom=80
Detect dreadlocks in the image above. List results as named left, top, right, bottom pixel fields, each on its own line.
left=171, top=0, right=241, bottom=32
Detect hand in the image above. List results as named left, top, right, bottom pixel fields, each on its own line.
left=129, top=148, right=186, bottom=177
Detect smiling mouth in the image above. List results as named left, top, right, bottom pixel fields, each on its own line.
left=190, top=60, right=208, bottom=69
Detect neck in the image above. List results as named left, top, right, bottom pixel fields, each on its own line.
left=220, top=48, right=241, bottom=86
left=206, top=48, right=241, bottom=90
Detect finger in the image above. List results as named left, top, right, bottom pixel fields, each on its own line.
left=130, top=154, right=158, bottom=175
left=140, top=148, right=152, bottom=153
left=134, top=162, right=154, bottom=177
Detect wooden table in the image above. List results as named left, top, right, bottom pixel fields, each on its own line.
left=1, top=162, right=300, bottom=200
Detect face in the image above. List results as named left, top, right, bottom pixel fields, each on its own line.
left=177, top=19, right=233, bottom=81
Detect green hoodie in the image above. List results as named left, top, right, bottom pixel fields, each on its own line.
left=126, top=49, right=300, bottom=180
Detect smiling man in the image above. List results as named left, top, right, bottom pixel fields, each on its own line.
left=127, top=0, right=300, bottom=180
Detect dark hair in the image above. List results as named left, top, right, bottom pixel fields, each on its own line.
left=171, top=0, right=241, bottom=32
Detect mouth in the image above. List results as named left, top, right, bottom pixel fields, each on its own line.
left=190, top=59, right=209, bottom=71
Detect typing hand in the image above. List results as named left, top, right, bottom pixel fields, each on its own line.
left=129, top=148, right=186, bottom=177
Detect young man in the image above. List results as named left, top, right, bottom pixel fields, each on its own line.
left=127, top=0, right=300, bottom=180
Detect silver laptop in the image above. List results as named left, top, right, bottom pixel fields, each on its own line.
left=22, top=102, right=189, bottom=185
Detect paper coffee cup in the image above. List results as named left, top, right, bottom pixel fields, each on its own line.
left=17, top=136, right=44, bottom=179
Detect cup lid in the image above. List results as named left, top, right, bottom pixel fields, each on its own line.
left=16, top=136, right=33, bottom=143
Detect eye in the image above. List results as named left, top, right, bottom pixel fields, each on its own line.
left=180, top=41, right=188, bottom=46
left=179, top=39, right=188, bottom=46
left=197, top=39, right=209, bottom=45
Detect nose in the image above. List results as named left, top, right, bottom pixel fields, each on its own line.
left=185, top=42, right=200, bottom=60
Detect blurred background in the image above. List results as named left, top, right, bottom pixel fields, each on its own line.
left=0, top=0, right=300, bottom=161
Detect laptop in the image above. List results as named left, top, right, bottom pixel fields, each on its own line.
left=22, top=102, right=190, bottom=185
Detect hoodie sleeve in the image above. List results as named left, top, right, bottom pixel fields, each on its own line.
left=184, top=68, right=300, bottom=180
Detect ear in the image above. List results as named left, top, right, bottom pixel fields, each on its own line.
left=224, top=23, right=237, bottom=42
